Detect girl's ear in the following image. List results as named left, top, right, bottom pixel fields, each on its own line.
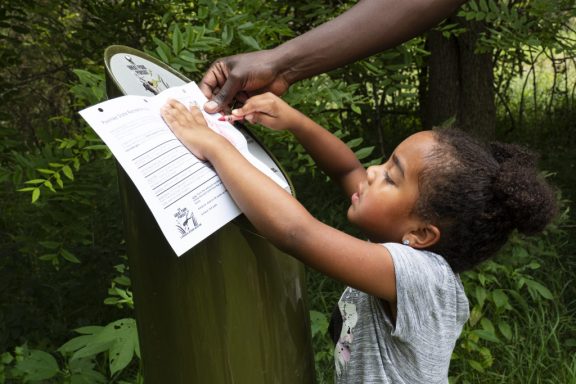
left=404, top=224, right=440, bottom=249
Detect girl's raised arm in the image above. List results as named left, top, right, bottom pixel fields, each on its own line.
left=161, top=100, right=397, bottom=303
left=234, top=93, right=367, bottom=197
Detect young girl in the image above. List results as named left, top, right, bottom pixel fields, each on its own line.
left=160, top=94, right=556, bottom=383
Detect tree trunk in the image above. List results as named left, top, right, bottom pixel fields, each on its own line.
left=422, top=16, right=496, bottom=139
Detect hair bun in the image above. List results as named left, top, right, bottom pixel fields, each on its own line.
left=490, top=142, right=535, bottom=168
left=490, top=142, right=556, bottom=235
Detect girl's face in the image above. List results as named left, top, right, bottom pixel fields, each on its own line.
left=347, top=131, right=437, bottom=243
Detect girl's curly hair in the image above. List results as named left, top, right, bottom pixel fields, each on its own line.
left=414, top=128, right=557, bottom=273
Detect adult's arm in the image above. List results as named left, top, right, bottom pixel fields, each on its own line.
left=276, top=0, right=466, bottom=83
left=202, top=0, right=467, bottom=112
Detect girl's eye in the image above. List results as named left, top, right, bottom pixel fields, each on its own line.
left=384, top=171, right=395, bottom=185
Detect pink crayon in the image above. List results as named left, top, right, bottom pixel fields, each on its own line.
left=218, top=114, right=245, bottom=122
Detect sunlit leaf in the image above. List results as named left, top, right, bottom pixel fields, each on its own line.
left=31, top=188, right=40, bottom=203
left=62, top=165, right=74, bottom=180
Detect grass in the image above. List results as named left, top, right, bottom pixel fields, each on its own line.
left=456, top=298, right=576, bottom=383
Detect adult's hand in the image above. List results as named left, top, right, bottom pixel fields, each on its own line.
left=200, top=50, right=291, bottom=114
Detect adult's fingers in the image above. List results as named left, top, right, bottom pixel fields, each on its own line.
left=200, top=59, right=243, bottom=113
left=204, top=76, right=243, bottom=113
left=199, top=60, right=228, bottom=100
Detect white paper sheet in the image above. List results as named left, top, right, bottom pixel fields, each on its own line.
left=79, top=82, right=288, bottom=256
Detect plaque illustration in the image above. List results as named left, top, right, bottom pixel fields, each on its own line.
left=174, top=207, right=200, bottom=237
left=124, top=55, right=169, bottom=95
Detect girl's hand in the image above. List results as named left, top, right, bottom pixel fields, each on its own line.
left=161, top=99, right=226, bottom=161
left=231, top=92, right=303, bottom=131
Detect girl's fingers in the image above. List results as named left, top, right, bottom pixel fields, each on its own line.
left=247, top=112, right=277, bottom=128
left=161, top=105, right=186, bottom=130
left=234, top=94, right=278, bottom=118
left=162, top=100, right=206, bottom=130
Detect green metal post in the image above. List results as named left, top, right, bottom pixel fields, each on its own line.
left=104, top=45, right=315, bottom=383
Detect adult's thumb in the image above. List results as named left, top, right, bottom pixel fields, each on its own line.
left=204, top=79, right=242, bottom=113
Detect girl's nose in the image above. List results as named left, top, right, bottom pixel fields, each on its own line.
left=366, top=166, right=378, bottom=184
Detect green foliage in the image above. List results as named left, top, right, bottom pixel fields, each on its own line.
left=16, top=132, right=110, bottom=205
left=104, top=260, right=134, bottom=310
left=59, top=319, right=140, bottom=377
left=450, top=202, right=574, bottom=382
left=15, top=349, right=59, bottom=382
left=459, top=0, right=576, bottom=53
left=1, top=346, right=60, bottom=383
left=1, top=318, right=141, bottom=383
left=70, top=70, right=107, bottom=107
left=309, top=309, right=334, bottom=384
left=151, top=25, right=222, bottom=74
left=149, top=0, right=295, bottom=76
left=454, top=0, right=576, bottom=136
left=0, top=4, right=143, bottom=382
